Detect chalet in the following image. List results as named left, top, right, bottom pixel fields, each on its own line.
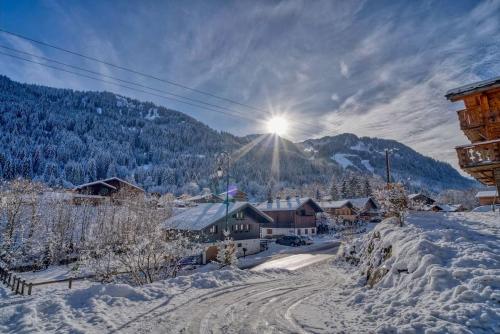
left=446, top=77, right=500, bottom=195
left=318, top=200, right=357, bottom=222
left=74, top=177, right=144, bottom=197
left=475, top=190, right=499, bottom=205
left=345, top=197, right=380, bottom=220
left=219, top=189, right=248, bottom=202
left=164, top=202, right=273, bottom=263
left=429, top=204, right=466, bottom=212
left=185, top=192, right=224, bottom=204
left=408, top=193, right=436, bottom=207
left=256, top=197, right=323, bottom=237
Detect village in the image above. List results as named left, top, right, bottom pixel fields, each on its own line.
left=1, top=1, right=500, bottom=332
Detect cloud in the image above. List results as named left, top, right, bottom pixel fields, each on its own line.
left=1, top=0, right=499, bottom=171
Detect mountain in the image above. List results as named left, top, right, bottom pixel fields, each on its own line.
left=0, top=75, right=476, bottom=198
left=299, top=134, right=476, bottom=192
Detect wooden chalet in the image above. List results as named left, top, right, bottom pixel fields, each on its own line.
left=408, top=193, right=436, bottom=206
left=74, top=177, right=144, bottom=197
left=446, top=77, right=500, bottom=194
left=185, top=193, right=224, bottom=204
left=219, top=189, right=248, bottom=202
left=345, top=197, right=380, bottom=221
left=164, top=202, right=273, bottom=263
left=475, top=189, right=499, bottom=205
left=256, top=197, right=323, bottom=237
left=318, top=200, right=357, bottom=222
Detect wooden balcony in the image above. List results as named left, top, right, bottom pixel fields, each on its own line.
left=457, top=108, right=500, bottom=142
left=456, top=139, right=500, bottom=186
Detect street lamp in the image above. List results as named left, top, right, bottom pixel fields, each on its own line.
left=216, top=151, right=231, bottom=234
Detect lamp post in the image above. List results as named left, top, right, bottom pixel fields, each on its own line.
left=216, top=151, right=231, bottom=234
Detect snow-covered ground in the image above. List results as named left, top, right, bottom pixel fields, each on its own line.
left=0, top=212, right=498, bottom=333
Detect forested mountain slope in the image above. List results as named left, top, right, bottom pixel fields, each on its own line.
left=0, top=76, right=476, bottom=198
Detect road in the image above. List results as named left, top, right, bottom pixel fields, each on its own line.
left=130, top=242, right=342, bottom=334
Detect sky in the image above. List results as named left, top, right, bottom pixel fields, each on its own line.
left=1, top=0, right=500, bottom=171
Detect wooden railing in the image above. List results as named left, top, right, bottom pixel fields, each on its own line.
left=456, top=139, right=500, bottom=168
left=457, top=108, right=483, bottom=129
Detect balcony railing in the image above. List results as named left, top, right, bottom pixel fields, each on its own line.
left=457, top=108, right=483, bottom=129
left=456, top=139, right=500, bottom=168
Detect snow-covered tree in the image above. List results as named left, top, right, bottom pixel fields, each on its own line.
left=216, top=230, right=238, bottom=267
left=374, top=183, right=409, bottom=227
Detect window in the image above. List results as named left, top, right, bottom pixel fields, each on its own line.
left=305, top=228, right=308, bottom=234
left=240, top=224, right=244, bottom=231
left=209, top=225, right=218, bottom=234
left=237, top=243, right=242, bottom=247
left=312, top=228, right=315, bottom=234
left=267, top=229, right=273, bottom=235
left=245, top=224, right=250, bottom=231
left=235, top=211, right=245, bottom=220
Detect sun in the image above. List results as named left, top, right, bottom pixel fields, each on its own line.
left=266, top=116, right=289, bottom=136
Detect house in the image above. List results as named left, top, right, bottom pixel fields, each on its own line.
left=429, top=204, right=466, bottom=212
left=475, top=190, right=499, bottom=205
left=74, top=177, right=145, bottom=198
left=164, top=202, right=273, bottom=263
left=219, top=188, right=248, bottom=202
left=318, top=200, right=357, bottom=222
left=185, top=192, right=224, bottom=204
left=408, top=193, right=436, bottom=207
left=345, top=197, right=380, bottom=221
left=256, top=197, right=323, bottom=237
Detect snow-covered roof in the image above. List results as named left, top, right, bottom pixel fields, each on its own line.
left=164, top=202, right=273, bottom=231
left=74, top=180, right=117, bottom=191
left=74, top=177, right=144, bottom=192
left=345, top=197, right=378, bottom=210
left=431, top=204, right=463, bottom=212
left=445, top=76, right=500, bottom=100
left=318, top=200, right=352, bottom=209
left=255, top=197, right=323, bottom=212
left=475, top=190, right=498, bottom=198
left=185, top=193, right=223, bottom=202
left=408, top=193, right=434, bottom=201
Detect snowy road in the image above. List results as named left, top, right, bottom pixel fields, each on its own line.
left=125, top=244, right=343, bottom=334
left=130, top=265, right=345, bottom=334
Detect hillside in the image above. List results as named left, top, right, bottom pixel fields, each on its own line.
left=0, top=76, right=476, bottom=197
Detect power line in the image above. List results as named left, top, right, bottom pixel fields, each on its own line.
left=0, top=44, right=257, bottom=117
left=0, top=51, right=259, bottom=123
left=0, top=28, right=343, bottom=138
left=0, top=28, right=265, bottom=112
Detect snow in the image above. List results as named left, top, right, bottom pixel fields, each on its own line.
left=96, top=107, right=102, bottom=115
left=164, top=202, right=272, bottom=230
left=350, top=142, right=370, bottom=152
left=331, top=153, right=359, bottom=170
left=312, top=212, right=500, bottom=333
left=145, top=108, right=159, bottom=121
left=1, top=212, right=497, bottom=333
left=476, top=190, right=498, bottom=198
left=255, top=197, right=319, bottom=211
left=361, top=159, right=374, bottom=172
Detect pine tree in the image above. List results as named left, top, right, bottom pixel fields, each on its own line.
left=330, top=182, right=339, bottom=200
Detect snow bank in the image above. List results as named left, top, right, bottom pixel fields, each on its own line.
left=0, top=267, right=262, bottom=333
left=342, top=212, right=499, bottom=333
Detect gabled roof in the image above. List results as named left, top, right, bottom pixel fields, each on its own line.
left=445, top=76, right=500, bottom=101
left=164, top=202, right=273, bottom=231
left=345, top=197, right=378, bottom=210
left=409, top=193, right=434, bottom=201
left=475, top=190, right=498, bottom=198
left=318, top=200, right=353, bottom=209
left=74, top=180, right=117, bottom=191
left=256, top=197, right=323, bottom=212
left=74, top=177, right=143, bottom=192
left=185, top=193, right=223, bottom=202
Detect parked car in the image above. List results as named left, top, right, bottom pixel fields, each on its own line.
left=299, top=235, right=314, bottom=245
left=275, top=235, right=302, bottom=247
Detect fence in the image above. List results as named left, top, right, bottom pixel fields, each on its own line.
left=0, top=265, right=91, bottom=296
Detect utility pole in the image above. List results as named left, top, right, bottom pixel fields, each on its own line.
left=216, top=151, right=231, bottom=233
left=385, top=149, right=391, bottom=185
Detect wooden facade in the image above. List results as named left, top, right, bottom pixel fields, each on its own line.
left=319, top=200, right=357, bottom=222
left=257, top=198, right=323, bottom=236
left=74, top=177, right=145, bottom=198
left=446, top=77, right=500, bottom=192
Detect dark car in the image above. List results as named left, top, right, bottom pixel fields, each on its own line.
left=299, top=235, right=314, bottom=245
left=276, top=235, right=302, bottom=247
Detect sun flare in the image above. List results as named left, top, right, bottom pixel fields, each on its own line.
left=266, top=116, right=289, bottom=136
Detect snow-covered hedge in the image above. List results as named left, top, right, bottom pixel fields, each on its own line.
left=340, top=212, right=499, bottom=333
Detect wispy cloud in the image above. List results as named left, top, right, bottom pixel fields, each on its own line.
left=0, top=0, right=499, bottom=171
